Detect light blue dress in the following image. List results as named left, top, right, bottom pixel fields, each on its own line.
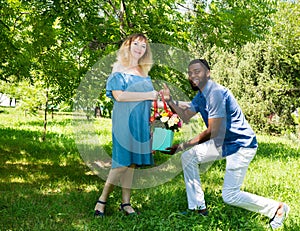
left=106, top=72, right=154, bottom=168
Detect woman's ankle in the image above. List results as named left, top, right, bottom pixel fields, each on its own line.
left=121, top=203, right=135, bottom=213
left=95, top=199, right=106, bottom=211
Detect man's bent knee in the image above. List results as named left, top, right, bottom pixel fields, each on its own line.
left=222, top=189, right=240, bottom=205
left=181, top=150, right=191, bottom=164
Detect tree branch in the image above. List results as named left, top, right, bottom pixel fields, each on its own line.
left=106, top=0, right=126, bottom=36
left=107, top=0, right=119, bottom=17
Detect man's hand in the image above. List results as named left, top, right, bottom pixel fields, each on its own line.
left=161, top=83, right=171, bottom=101
left=160, top=143, right=184, bottom=155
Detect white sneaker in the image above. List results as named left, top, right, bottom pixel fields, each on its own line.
left=269, top=203, right=290, bottom=229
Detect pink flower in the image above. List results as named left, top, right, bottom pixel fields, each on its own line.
left=178, top=120, right=182, bottom=128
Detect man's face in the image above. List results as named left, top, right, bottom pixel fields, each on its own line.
left=188, top=63, right=210, bottom=91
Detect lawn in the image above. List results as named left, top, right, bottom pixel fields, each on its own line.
left=0, top=107, right=299, bottom=231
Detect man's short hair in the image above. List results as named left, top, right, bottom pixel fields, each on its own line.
left=188, top=59, right=211, bottom=70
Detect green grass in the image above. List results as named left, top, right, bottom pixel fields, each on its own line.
left=0, top=107, right=299, bottom=231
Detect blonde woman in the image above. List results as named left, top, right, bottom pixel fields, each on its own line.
left=94, top=33, right=158, bottom=217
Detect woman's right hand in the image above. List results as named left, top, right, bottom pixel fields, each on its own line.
left=150, top=90, right=159, bottom=100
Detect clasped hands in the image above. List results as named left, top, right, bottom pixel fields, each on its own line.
left=151, top=82, right=170, bottom=101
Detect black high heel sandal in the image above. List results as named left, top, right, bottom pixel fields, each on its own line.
left=94, top=200, right=106, bottom=217
left=120, top=203, right=137, bottom=216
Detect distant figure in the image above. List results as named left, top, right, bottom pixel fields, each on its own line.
left=94, top=106, right=102, bottom=118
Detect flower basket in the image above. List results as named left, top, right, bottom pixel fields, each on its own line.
left=150, top=94, right=182, bottom=151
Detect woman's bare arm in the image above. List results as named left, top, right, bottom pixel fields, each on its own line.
left=112, top=90, right=158, bottom=102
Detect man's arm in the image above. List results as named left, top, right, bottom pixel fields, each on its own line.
left=165, top=117, right=223, bottom=154
left=166, top=100, right=196, bottom=123
left=161, top=83, right=196, bottom=123
left=182, top=117, right=223, bottom=147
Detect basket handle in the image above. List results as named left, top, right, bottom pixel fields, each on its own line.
left=150, top=92, right=170, bottom=122
left=159, top=91, right=170, bottom=113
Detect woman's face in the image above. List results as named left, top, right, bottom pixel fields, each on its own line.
left=129, top=37, right=147, bottom=61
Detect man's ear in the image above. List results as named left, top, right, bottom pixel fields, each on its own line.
left=206, top=70, right=211, bottom=77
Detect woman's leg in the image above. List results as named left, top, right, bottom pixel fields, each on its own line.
left=120, top=164, right=136, bottom=213
left=94, top=166, right=127, bottom=212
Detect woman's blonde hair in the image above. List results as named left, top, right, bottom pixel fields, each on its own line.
left=113, top=33, right=153, bottom=75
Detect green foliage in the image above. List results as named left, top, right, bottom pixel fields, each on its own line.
left=188, top=0, right=277, bottom=51
left=1, top=0, right=299, bottom=136
left=206, top=1, right=300, bottom=134
left=1, top=0, right=190, bottom=115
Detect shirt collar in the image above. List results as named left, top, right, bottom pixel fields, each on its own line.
left=201, top=78, right=213, bottom=97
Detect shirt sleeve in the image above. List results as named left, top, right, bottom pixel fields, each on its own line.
left=106, top=72, right=126, bottom=100
left=190, top=92, right=202, bottom=112
left=207, top=89, right=226, bottom=118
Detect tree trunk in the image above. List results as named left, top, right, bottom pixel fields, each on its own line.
left=42, top=90, right=48, bottom=141
left=51, top=99, right=54, bottom=119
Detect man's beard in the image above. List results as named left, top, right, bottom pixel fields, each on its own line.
left=189, top=80, right=199, bottom=91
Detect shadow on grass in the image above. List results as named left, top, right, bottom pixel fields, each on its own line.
left=0, top=127, right=96, bottom=182
left=0, top=127, right=103, bottom=230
